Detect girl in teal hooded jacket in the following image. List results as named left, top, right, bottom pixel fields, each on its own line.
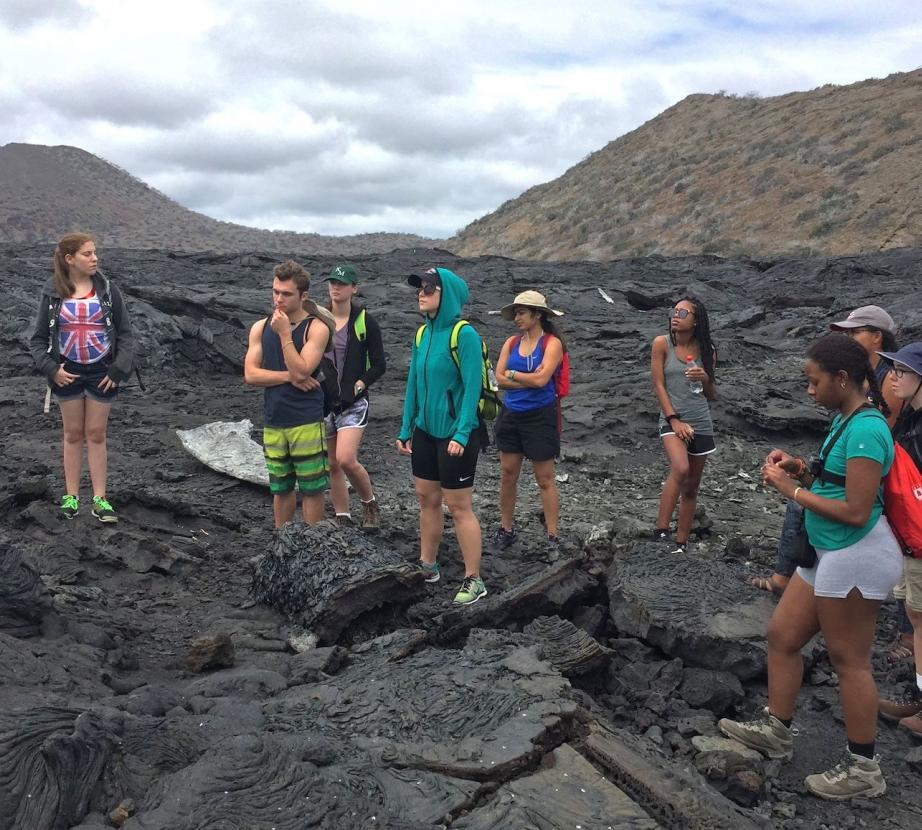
left=396, top=267, right=487, bottom=606
left=398, top=267, right=483, bottom=447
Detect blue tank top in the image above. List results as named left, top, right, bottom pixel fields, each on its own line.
left=261, top=318, right=324, bottom=427
left=504, top=335, right=556, bottom=412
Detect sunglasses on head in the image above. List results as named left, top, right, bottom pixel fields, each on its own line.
left=670, top=308, right=692, bottom=319
left=417, top=283, right=440, bottom=296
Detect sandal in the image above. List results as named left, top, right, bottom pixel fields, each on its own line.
left=887, top=640, right=915, bottom=663
left=750, top=574, right=788, bottom=597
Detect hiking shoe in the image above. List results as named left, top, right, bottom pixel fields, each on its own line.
left=453, top=576, right=487, bottom=606
left=653, top=527, right=670, bottom=542
left=335, top=513, right=354, bottom=527
left=91, top=496, right=117, bottom=523
left=492, top=526, right=518, bottom=550
left=418, top=560, right=441, bottom=583
left=898, top=712, right=922, bottom=738
left=804, top=751, right=886, bottom=801
left=879, top=683, right=922, bottom=723
left=671, top=541, right=688, bottom=554
left=718, top=707, right=794, bottom=760
left=61, top=494, right=80, bottom=520
left=546, top=534, right=562, bottom=562
left=361, top=499, right=380, bottom=533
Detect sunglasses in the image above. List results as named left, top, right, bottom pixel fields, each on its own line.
left=892, top=364, right=919, bottom=379
left=843, top=327, right=879, bottom=337
left=417, top=283, right=440, bottom=296
left=670, top=308, right=692, bottom=319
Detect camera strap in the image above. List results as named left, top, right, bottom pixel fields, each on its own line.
left=815, top=404, right=876, bottom=486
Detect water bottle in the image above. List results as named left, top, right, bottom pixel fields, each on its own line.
left=685, top=356, right=704, bottom=394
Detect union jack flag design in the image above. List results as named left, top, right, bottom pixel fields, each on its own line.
left=59, top=294, right=111, bottom=364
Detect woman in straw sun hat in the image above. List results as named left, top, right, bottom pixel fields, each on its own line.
left=493, top=290, right=567, bottom=558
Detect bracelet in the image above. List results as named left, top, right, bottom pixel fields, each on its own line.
left=793, top=486, right=802, bottom=504
left=665, top=413, right=679, bottom=422
left=282, top=340, right=296, bottom=350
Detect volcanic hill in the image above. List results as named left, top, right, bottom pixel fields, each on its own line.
left=450, top=68, right=922, bottom=261
left=0, top=142, right=433, bottom=254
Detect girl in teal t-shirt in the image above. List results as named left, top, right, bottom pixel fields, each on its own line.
left=719, top=333, right=901, bottom=801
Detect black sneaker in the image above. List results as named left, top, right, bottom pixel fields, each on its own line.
left=492, top=525, right=518, bottom=550
left=671, top=541, right=688, bottom=554
left=653, top=527, right=670, bottom=542
left=92, top=496, right=118, bottom=523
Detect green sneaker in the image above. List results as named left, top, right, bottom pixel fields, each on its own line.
left=92, top=496, right=118, bottom=524
left=453, top=576, right=487, bottom=606
left=61, top=494, right=80, bottom=520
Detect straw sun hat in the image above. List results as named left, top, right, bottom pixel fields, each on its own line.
left=499, top=290, right=564, bottom=321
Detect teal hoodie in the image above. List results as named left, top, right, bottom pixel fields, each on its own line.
left=399, top=268, right=483, bottom=446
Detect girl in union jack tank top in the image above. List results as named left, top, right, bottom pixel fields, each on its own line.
left=28, top=233, right=136, bottom=523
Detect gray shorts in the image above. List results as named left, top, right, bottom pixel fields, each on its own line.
left=324, top=397, right=369, bottom=439
left=797, top=514, right=903, bottom=600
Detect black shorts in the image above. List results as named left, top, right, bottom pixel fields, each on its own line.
left=411, top=427, right=480, bottom=489
left=494, top=403, right=559, bottom=461
left=659, top=424, right=716, bottom=456
left=51, top=358, right=118, bottom=403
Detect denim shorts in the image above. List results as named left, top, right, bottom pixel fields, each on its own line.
left=51, top=359, right=118, bottom=404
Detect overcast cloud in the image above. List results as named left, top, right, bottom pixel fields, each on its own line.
left=2, top=0, right=921, bottom=237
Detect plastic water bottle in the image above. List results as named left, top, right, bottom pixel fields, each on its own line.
left=685, top=356, right=704, bottom=394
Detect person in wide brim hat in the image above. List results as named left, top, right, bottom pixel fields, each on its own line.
left=493, top=288, right=568, bottom=558
left=874, top=340, right=922, bottom=736
left=499, top=290, right=564, bottom=321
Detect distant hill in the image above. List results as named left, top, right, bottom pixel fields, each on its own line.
left=0, top=143, right=433, bottom=254
left=450, top=68, right=922, bottom=261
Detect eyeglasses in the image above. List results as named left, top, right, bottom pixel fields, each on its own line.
left=417, top=284, right=440, bottom=296
left=844, top=327, right=878, bottom=337
left=892, top=364, right=919, bottom=379
left=670, top=308, right=692, bottom=319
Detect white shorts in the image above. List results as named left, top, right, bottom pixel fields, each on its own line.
left=797, top=514, right=903, bottom=600
left=324, top=397, right=369, bottom=439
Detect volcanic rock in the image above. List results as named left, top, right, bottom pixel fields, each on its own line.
left=608, top=543, right=776, bottom=679
left=0, top=543, right=50, bottom=637
left=185, top=632, right=235, bottom=672
left=251, top=521, right=424, bottom=644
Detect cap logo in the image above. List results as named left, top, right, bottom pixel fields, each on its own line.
left=334, top=267, right=344, bottom=277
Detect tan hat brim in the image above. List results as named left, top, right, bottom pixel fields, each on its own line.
left=499, top=303, right=564, bottom=321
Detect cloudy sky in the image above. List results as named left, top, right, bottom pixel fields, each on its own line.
left=2, top=1, right=922, bottom=239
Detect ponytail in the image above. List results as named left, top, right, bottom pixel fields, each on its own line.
left=865, top=363, right=891, bottom=417
left=539, top=313, right=568, bottom=353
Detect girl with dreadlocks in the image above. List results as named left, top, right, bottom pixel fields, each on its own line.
left=651, top=296, right=717, bottom=554
left=720, top=333, right=901, bottom=800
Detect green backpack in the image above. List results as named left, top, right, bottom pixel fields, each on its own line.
left=415, top=319, right=500, bottom=420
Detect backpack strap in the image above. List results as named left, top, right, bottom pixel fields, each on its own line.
left=354, top=308, right=367, bottom=341
left=448, top=320, right=469, bottom=370
left=816, top=405, right=880, bottom=486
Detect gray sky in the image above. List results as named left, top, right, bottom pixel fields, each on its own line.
left=2, top=0, right=921, bottom=238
